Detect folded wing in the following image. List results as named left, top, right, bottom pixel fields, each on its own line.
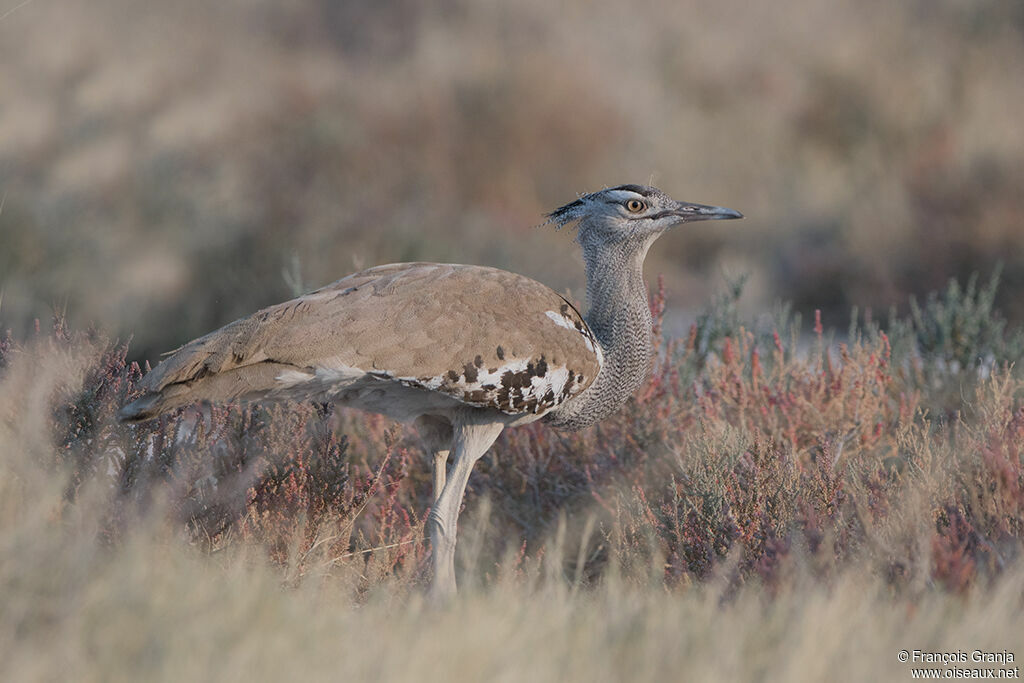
left=120, top=263, right=601, bottom=422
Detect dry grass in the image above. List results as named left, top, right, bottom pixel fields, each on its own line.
left=1, top=279, right=1023, bottom=681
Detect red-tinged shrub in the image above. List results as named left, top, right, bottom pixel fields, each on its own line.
left=8, top=272, right=1023, bottom=596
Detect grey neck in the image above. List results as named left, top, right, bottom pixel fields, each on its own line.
left=545, top=234, right=655, bottom=430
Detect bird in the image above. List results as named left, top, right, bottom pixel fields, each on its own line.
left=119, top=184, right=743, bottom=599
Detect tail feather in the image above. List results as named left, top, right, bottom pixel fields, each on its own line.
left=118, top=392, right=165, bottom=423
left=119, top=361, right=312, bottom=423
left=118, top=383, right=198, bottom=423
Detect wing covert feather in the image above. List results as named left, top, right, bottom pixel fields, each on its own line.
left=139, top=263, right=601, bottom=415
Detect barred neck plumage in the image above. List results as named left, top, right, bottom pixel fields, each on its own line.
left=541, top=184, right=742, bottom=430
left=544, top=234, right=656, bottom=430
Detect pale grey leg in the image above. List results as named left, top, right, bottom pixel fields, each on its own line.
left=414, top=415, right=453, bottom=506
left=428, top=418, right=504, bottom=601
left=432, top=449, right=449, bottom=504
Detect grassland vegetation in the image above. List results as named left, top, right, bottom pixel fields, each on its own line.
left=2, top=0, right=1024, bottom=360
left=1, top=275, right=1022, bottom=681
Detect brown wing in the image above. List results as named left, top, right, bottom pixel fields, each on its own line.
left=121, top=263, right=601, bottom=421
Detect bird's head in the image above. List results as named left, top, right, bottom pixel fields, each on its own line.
left=545, top=184, right=743, bottom=252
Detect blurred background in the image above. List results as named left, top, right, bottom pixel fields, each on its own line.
left=1, top=0, right=1022, bottom=360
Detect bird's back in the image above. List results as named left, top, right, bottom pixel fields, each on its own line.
left=120, top=263, right=602, bottom=423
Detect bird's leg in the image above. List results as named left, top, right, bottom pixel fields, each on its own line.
left=428, top=418, right=504, bottom=602
left=414, top=414, right=453, bottom=505
left=432, top=449, right=449, bottom=504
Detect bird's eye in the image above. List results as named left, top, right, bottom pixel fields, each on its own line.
left=625, top=199, right=646, bottom=213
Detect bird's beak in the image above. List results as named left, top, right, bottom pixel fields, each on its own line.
left=669, top=201, right=744, bottom=222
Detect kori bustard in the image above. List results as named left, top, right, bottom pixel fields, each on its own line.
left=120, top=184, right=743, bottom=599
